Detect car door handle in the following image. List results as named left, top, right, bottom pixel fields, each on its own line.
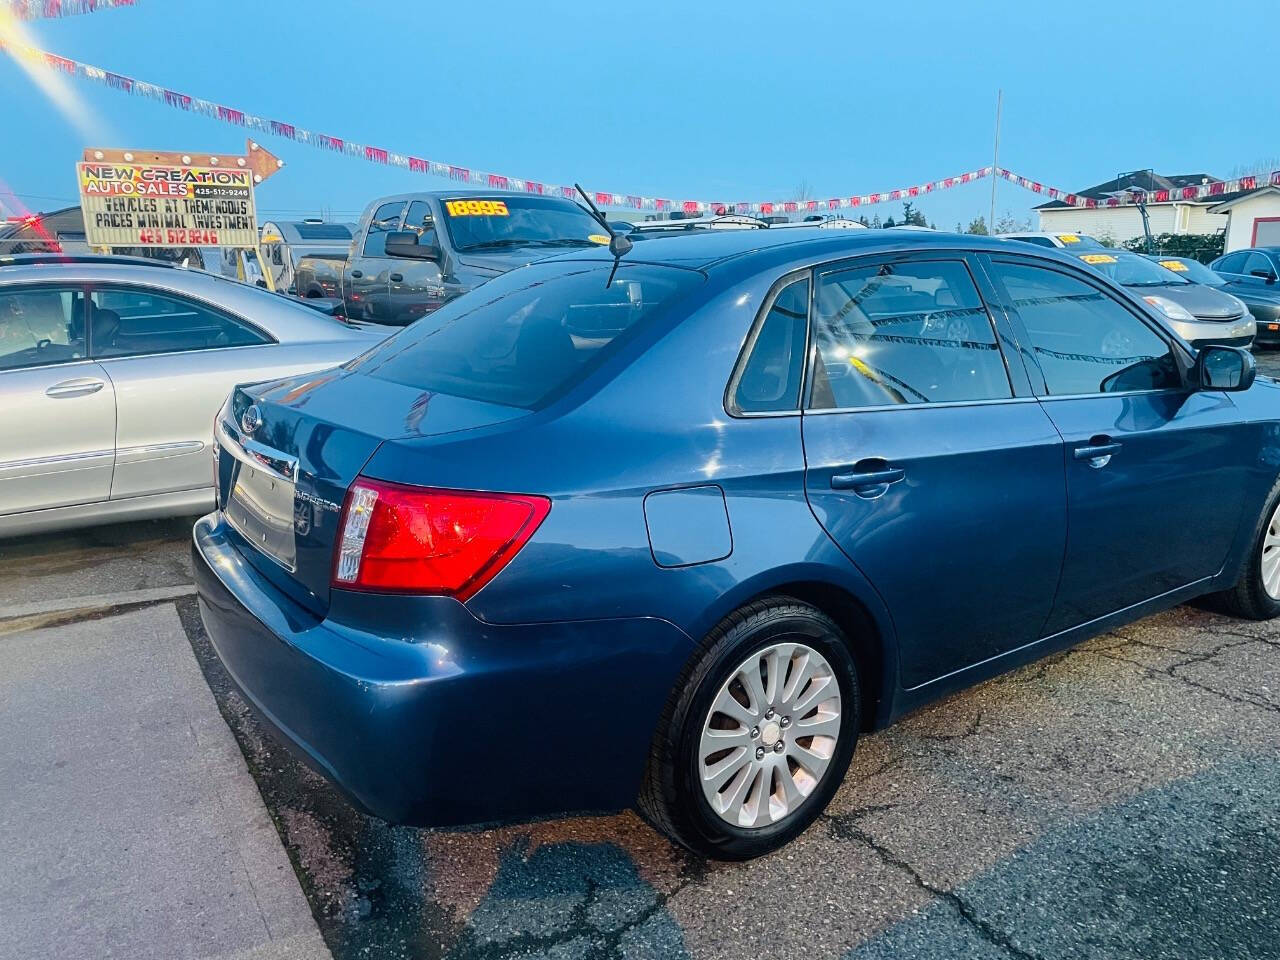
left=390, top=272, right=403, bottom=283
left=831, top=465, right=906, bottom=490
left=45, top=378, right=105, bottom=399
left=1073, top=439, right=1122, bottom=467
left=349, top=269, right=363, bottom=279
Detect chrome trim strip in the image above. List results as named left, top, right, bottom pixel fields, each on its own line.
left=115, top=440, right=206, bottom=465
left=0, top=449, right=113, bottom=477
left=215, top=418, right=298, bottom=483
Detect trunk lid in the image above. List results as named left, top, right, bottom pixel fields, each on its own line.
left=216, top=367, right=526, bottom=614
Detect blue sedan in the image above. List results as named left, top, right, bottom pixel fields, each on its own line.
left=194, top=228, right=1280, bottom=860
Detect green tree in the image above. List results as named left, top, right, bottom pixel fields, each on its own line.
left=871, top=214, right=882, bottom=228
left=966, top=216, right=989, bottom=235
left=992, top=211, right=1032, bottom=234
left=884, top=216, right=897, bottom=228
left=902, top=201, right=928, bottom=227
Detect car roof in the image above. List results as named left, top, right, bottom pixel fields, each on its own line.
left=538, top=227, right=1080, bottom=273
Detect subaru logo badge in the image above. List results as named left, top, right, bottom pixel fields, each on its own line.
left=241, top=404, right=263, bottom=435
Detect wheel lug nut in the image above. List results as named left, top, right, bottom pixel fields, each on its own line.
left=780, top=716, right=791, bottom=728
left=750, top=726, right=760, bottom=739
left=755, top=746, right=765, bottom=760
left=765, top=709, right=775, bottom=720
left=774, top=741, right=784, bottom=753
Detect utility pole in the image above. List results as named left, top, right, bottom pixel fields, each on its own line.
left=989, top=89, right=1002, bottom=232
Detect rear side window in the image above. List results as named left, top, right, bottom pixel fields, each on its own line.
left=731, top=275, right=809, bottom=413
left=1216, top=252, right=1246, bottom=274
left=363, top=201, right=407, bottom=257
left=989, top=261, right=1180, bottom=395
left=89, top=288, right=271, bottom=358
left=350, top=262, right=703, bottom=409
left=808, top=259, right=1010, bottom=408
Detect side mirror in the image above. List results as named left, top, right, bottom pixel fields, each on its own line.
left=1249, top=269, right=1277, bottom=284
left=385, top=230, right=440, bottom=261
left=1195, top=344, right=1256, bottom=392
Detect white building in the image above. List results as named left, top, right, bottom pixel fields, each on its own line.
left=1034, top=171, right=1231, bottom=244
left=1208, top=187, right=1280, bottom=251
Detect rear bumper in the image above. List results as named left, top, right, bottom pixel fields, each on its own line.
left=192, top=513, right=695, bottom=826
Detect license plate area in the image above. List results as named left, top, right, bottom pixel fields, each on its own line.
left=220, top=428, right=299, bottom=572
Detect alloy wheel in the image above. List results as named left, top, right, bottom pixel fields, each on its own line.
left=1261, top=499, right=1280, bottom=599
left=697, top=641, right=843, bottom=829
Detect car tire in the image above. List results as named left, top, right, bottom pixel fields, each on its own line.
left=1217, top=477, right=1280, bottom=620
left=637, top=598, right=860, bottom=860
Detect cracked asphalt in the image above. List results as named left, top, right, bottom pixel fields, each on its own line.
left=4, top=487, right=1280, bottom=958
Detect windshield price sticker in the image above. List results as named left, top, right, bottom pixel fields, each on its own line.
left=1080, top=253, right=1117, bottom=264
left=1056, top=234, right=1081, bottom=244
left=588, top=234, right=611, bottom=245
left=445, top=199, right=509, bottom=217
left=1159, top=260, right=1190, bottom=272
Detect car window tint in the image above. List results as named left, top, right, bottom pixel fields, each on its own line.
left=89, top=288, right=270, bottom=358
left=991, top=261, right=1180, bottom=395
left=1217, top=252, right=1246, bottom=274
left=404, top=200, right=438, bottom=249
left=733, top=276, right=809, bottom=413
left=807, top=259, right=1010, bottom=409
left=363, top=201, right=407, bottom=257
left=0, top=287, right=84, bottom=370
left=1014, top=236, right=1056, bottom=248
left=350, top=262, right=702, bottom=410
left=1243, top=252, right=1275, bottom=278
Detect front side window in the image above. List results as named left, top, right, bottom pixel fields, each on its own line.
left=363, top=201, right=407, bottom=257
left=404, top=200, right=438, bottom=249
left=1243, top=251, right=1277, bottom=279
left=807, top=259, right=1010, bottom=409
left=990, top=261, right=1180, bottom=395
left=1216, top=252, right=1246, bottom=274
left=0, top=287, right=84, bottom=370
left=732, top=275, right=809, bottom=413
left=89, top=288, right=271, bottom=358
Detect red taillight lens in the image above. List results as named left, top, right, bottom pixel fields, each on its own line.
left=332, top=478, right=550, bottom=600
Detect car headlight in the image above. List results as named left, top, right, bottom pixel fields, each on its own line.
left=1142, top=294, right=1196, bottom=322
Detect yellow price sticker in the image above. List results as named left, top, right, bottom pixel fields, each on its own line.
left=588, top=234, right=611, bottom=245
left=445, top=199, right=509, bottom=217
left=1056, top=234, right=1081, bottom=244
left=1159, top=260, right=1189, bottom=272
left=1080, top=253, right=1117, bottom=264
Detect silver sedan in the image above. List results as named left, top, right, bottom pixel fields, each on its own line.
left=0, top=255, right=391, bottom=537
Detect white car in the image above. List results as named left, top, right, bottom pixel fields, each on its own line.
left=0, top=254, right=391, bottom=537
left=998, top=231, right=1108, bottom=250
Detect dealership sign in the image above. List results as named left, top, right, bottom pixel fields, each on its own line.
left=75, top=141, right=282, bottom=248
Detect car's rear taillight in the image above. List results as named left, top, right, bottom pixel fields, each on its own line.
left=332, top=478, right=550, bottom=600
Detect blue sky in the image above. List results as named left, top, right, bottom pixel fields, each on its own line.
left=2, top=0, right=1279, bottom=230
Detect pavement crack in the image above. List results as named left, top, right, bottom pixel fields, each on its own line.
left=1089, top=649, right=1280, bottom=715
left=824, top=816, right=1043, bottom=960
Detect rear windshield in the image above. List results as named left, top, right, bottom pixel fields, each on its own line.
left=350, top=261, right=703, bottom=409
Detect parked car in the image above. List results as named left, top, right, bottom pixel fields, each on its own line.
left=0, top=254, right=390, bottom=537
left=1066, top=248, right=1254, bottom=349
left=258, top=219, right=358, bottom=294
left=194, top=228, right=1279, bottom=860
left=293, top=191, right=609, bottom=325
left=1147, top=255, right=1280, bottom=346
left=998, top=231, right=1108, bottom=250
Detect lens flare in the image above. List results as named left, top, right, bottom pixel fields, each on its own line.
left=0, top=10, right=112, bottom=143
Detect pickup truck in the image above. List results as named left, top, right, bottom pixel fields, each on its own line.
left=292, top=190, right=610, bottom=325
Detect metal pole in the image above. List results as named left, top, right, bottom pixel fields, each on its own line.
left=989, top=89, right=1002, bottom=232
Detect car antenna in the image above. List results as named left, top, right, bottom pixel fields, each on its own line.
left=575, top=183, right=632, bottom=288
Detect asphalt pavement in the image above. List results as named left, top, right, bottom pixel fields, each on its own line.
left=3, top=423, right=1280, bottom=959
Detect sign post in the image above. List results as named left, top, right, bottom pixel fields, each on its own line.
left=76, top=139, right=283, bottom=290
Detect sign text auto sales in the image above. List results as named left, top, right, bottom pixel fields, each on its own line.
left=76, top=162, right=260, bottom=247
